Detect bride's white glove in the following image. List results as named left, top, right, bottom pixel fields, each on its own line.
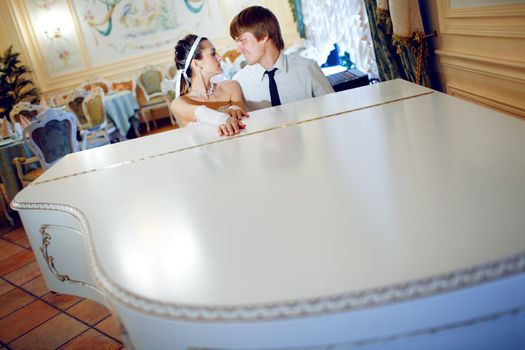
left=194, top=105, right=229, bottom=126
left=194, top=105, right=245, bottom=136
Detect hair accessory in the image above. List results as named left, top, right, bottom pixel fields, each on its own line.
left=175, top=35, right=202, bottom=99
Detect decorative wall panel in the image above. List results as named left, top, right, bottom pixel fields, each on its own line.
left=72, top=0, right=226, bottom=66
left=428, top=0, right=525, bottom=119
left=25, top=0, right=86, bottom=75
left=2, top=0, right=299, bottom=95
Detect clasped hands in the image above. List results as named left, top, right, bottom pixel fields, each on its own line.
left=218, top=107, right=249, bottom=137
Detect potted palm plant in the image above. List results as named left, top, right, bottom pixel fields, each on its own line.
left=0, top=45, right=40, bottom=122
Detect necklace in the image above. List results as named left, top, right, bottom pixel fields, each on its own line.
left=189, top=83, right=216, bottom=99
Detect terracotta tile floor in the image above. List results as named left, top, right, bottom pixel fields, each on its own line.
left=0, top=222, right=124, bottom=350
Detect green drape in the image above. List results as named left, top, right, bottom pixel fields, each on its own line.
left=365, top=0, right=432, bottom=87
left=288, top=0, right=306, bottom=39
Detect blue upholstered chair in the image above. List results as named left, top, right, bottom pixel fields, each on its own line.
left=23, top=108, right=79, bottom=171
left=12, top=108, right=78, bottom=188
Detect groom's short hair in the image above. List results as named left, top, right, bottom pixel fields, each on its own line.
left=230, top=6, right=284, bottom=51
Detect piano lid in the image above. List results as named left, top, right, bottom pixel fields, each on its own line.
left=13, top=80, right=525, bottom=320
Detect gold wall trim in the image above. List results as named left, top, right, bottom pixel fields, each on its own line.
left=437, top=0, right=525, bottom=37
left=435, top=49, right=525, bottom=84
left=30, top=91, right=434, bottom=188
left=447, top=83, right=525, bottom=118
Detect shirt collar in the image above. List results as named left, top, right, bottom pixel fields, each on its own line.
left=257, top=52, right=288, bottom=81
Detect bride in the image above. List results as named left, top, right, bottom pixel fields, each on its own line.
left=171, top=34, right=248, bottom=136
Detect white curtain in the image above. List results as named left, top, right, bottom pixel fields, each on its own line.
left=301, top=0, right=379, bottom=79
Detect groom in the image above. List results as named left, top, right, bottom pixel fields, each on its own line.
left=230, top=6, right=334, bottom=111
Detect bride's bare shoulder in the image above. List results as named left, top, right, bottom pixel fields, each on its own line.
left=171, top=94, right=194, bottom=109
left=217, top=80, right=241, bottom=91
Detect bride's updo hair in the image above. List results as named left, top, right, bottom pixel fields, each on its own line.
left=174, top=34, right=208, bottom=96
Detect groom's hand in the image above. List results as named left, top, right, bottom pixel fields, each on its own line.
left=226, top=107, right=249, bottom=120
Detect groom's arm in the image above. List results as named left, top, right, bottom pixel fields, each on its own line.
left=308, top=60, right=335, bottom=97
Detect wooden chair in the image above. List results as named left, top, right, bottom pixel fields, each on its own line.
left=67, top=88, right=115, bottom=150
left=0, top=182, right=14, bottom=225
left=110, top=79, right=137, bottom=98
left=47, top=92, right=72, bottom=107
left=160, top=78, right=180, bottom=127
left=81, top=79, right=110, bottom=94
left=164, top=63, right=177, bottom=80
left=136, top=65, right=169, bottom=132
left=11, top=156, right=43, bottom=188
left=9, top=102, right=44, bottom=125
left=222, top=49, right=241, bottom=65
left=221, top=49, right=247, bottom=79
left=65, top=89, right=91, bottom=130
left=81, top=90, right=114, bottom=150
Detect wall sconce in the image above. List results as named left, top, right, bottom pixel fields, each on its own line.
left=45, top=27, right=61, bottom=40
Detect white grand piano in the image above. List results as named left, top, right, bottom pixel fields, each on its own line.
left=12, top=80, right=525, bottom=349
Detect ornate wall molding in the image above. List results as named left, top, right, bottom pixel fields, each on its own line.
left=432, top=1, right=525, bottom=117
left=436, top=0, right=525, bottom=37
left=446, top=4, right=525, bottom=18
left=435, top=49, right=525, bottom=84
left=446, top=83, right=525, bottom=118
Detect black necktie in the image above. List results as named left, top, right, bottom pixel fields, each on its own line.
left=265, top=68, right=281, bottom=106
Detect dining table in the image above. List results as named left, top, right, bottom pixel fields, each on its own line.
left=0, top=138, right=31, bottom=201
left=103, top=90, right=140, bottom=139
left=0, top=137, right=32, bottom=223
